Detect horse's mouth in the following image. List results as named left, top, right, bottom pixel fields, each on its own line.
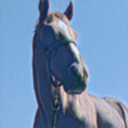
left=62, top=77, right=87, bottom=94
left=59, top=66, right=88, bottom=94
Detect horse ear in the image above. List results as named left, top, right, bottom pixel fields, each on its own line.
left=64, top=1, right=74, bottom=21
left=39, top=0, right=49, bottom=22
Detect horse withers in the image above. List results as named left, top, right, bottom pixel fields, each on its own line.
left=33, top=0, right=128, bottom=128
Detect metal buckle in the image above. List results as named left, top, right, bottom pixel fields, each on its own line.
left=52, top=98, right=61, bottom=111
left=46, top=48, right=55, bottom=58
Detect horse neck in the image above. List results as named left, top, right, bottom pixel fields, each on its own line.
left=33, top=46, right=53, bottom=120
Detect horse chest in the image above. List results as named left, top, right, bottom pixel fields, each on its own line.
left=57, top=102, right=97, bottom=128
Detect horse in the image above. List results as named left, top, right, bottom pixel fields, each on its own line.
left=32, top=0, right=128, bottom=128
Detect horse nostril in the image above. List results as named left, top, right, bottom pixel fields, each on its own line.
left=70, top=66, right=76, bottom=73
left=69, top=65, right=79, bottom=77
left=69, top=64, right=84, bottom=80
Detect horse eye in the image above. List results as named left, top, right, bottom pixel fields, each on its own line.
left=43, top=26, right=52, bottom=33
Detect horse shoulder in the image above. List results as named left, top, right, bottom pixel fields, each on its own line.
left=94, top=96, right=127, bottom=128
left=103, top=97, right=128, bottom=128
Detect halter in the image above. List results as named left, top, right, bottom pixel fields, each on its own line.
left=34, top=36, right=75, bottom=128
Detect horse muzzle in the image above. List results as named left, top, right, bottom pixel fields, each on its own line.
left=61, top=63, right=88, bottom=94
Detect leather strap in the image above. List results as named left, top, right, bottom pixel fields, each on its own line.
left=35, top=37, right=75, bottom=87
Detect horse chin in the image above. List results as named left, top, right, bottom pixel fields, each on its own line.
left=60, top=70, right=88, bottom=94
left=62, top=78, right=87, bottom=94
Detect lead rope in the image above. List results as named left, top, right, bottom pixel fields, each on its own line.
left=45, top=49, right=61, bottom=128
left=51, top=85, right=61, bottom=128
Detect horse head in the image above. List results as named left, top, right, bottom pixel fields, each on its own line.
left=34, top=0, right=89, bottom=94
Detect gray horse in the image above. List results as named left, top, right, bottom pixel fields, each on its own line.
left=33, top=0, right=128, bottom=127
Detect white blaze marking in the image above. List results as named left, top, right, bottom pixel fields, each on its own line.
left=58, top=21, right=79, bottom=59
left=58, top=21, right=72, bottom=39
left=70, top=43, right=80, bottom=58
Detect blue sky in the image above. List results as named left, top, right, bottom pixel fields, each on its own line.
left=0, top=0, right=128, bottom=127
